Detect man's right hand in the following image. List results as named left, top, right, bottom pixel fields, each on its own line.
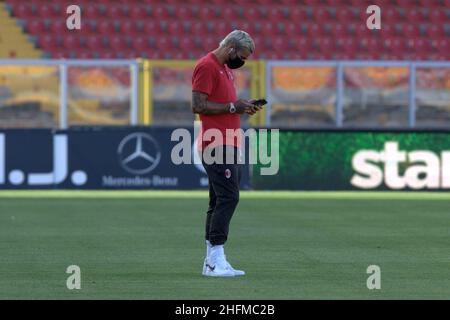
left=234, top=99, right=258, bottom=115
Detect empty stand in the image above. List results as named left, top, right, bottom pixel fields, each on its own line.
left=1, top=0, right=448, bottom=60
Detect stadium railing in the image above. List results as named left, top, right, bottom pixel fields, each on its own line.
left=0, top=59, right=139, bottom=128
left=265, top=60, right=450, bottom=128
left=0, top=59, right=449, bottom=129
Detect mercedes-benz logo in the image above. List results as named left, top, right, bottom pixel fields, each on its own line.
left=117, top=133, right=161, bottom=175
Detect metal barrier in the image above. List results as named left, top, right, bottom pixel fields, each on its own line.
left=1, top=59, right=449, bottom=129
left=265, top=61, right=450, bottom=128
left=0, top=59, right=139, bottom=128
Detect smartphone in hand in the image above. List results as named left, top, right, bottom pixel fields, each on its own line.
left=252, top=99, right=268, bottom=107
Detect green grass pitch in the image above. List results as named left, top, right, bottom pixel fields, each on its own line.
left=0, top=191, right=449, bottom=299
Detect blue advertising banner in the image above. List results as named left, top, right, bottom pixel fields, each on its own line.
left=0, top=127, right=251, bottom=190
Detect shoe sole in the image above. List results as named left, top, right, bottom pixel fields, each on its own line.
left=203, top=272, right=235, bottom=277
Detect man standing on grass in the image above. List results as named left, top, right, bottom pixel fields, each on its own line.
left=191, top=30, right=261, bottom=277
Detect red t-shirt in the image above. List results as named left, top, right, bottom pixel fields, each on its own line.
left=192, top=52, right=240, bottom=150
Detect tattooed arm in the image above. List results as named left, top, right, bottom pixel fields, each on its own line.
left=191, top=91, right=257, bottom=115
left=191, top=91, right=230, bottom=115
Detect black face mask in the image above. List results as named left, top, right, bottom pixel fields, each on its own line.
left=226, top=49, right=245, bottom=69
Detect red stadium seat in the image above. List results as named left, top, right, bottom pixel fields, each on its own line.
left=8, top=0, right=448, bottom=60
left=359, top=38, right=379, bottom=53
left=406, top=9, right=423, bottom=23
left=83, top=5, right=102, bottom=19
left=315, top=38, right=336, bottom=53
left=49, top=19, right=66, bottom=34
left=199, top=36, right=218, bottom=51
left=167, top=21, right=183, bottom=35
left=190, top=21, right=205, bottom=35
left=175, top=6, right=194, bottom=20
left=267, top=6, right=286, bottom=20
left=233, top=21, right=255, bottom=35
left=336, top=37, right=357, bottom=54
left=429, top=9, right=445, bottom=22
left=198, top=6, right=218, bottom=19
left=109, top=35, right=128, bottom=51
left=98, top=50, right=116, bottom=59
left=85, top=35, right=101, bottom=49
left=13, top=3, right=33, bottom=18
left=292, top=38, right=312, bottom=52
left=384, top=8, right=402, bottom=22
left=241, top=6, right=261, bottom=20
left=179, top=37, right=194, bottom=51
left=260, top=22, right=277, bottom=37
left=106, top=5, right=127, bottom=19
left=325, top=0, right=344, bottom=5
left=143, top=21, right=160, bottom=35
left=288, top=7, right=308, bottom=21
left=132, top=36, right=150, bottom=51
left=153, top=6, right=170, bottom=19
left=154, top=36, right=171, bottom=50
left=427, top=25, right=444, bottom=37
left=129, top=5, right=150, bottom=19
left=304, top=23, right=322, bottom=37
left=97, top=20, right=112, bottom=35
left=119, top=20, right=138, bottom=34
left=26, top=20, right=47, bottom=35
left=383, top=37, right=406, bottom=53
left=403, top=24, right=420, bottom=38
left=39, top=35, right=58, bottom=50
left=62, top=34, right=80, bottom=49
left=397, top=0, right=418, bottom=7
left=313, top=7, right=331, bottom=22
left=77, top=51, right=94, bottom=59
left=434, top=38, right=449, bottom=55
left=336, top=7, right=352, bottom=23
left=284, top=22, right=300, bottom=37
left=221, top=7, right=236, bottom=21
left=329, top=23, right=345, bottom=37
left=36, top=4, right=58, bottom=18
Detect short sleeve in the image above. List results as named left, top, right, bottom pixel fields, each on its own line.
left=192, top=62, right=216, bottom=96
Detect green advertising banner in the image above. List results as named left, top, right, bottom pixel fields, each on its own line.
left=252, top=131, right=450, bottom=190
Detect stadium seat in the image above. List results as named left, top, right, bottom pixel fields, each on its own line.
left=106, top=5, right=127, bottom=19
left=26, top=20, right=47, bottom=34
left=83, top=5, right=103, bottom=19
left=129, top=5, right=151, bottom=19
left=36, top=4, right=58, bottom=18
left=109, top=35, right=129, bottom=51
left=12, top=3, right=33, bottom=18
left=132, top=36, right=151, bottom=51
left=175, top=6, right=194, bottom=20
left=167, top=21, right=183, bottom=35
left=39, top=35, right=58, bottom=50
left=85, top=35, right=102, bottom=49
left=143, top=21, right=161, bottom=35
left=4, top=0, right=448, bottom=61
left=62, top=34, right=80, bottom=49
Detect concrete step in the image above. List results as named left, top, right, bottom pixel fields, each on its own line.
left=0, top=3, right=43, bottom=58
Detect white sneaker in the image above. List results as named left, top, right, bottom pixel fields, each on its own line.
left=203, top=259, right=235, bottom=277
left=225, top=256, right=246, bottom=276
left=202, top=245, right=235, bottom=277
left=202, top=258, right=245, bottom=276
